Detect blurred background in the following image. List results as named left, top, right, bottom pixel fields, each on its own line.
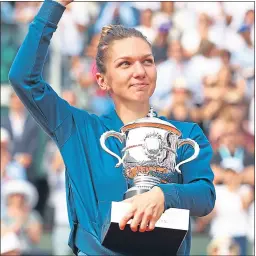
left=1, top=1, right=254, bottom=255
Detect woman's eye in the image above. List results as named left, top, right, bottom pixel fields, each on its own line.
left=119, top=61, right=130, bottom=67
left=143, top=59, right=154, bottom=64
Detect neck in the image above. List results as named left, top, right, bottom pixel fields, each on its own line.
left=115, top=102, right=150, bottom=124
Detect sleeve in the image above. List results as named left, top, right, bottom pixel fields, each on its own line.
left=156, top=124, right=216, bottom=217
left=8, top=0, right=71, bottom=140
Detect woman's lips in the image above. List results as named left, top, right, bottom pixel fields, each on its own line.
left=131, top=83, right=149, bottom=89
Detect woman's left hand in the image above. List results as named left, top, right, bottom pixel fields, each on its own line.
left=119, top=186, right=165, bottom=232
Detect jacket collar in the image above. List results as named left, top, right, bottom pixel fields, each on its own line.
left=100, top=108, right=167, bottom=132
left=99, top=109, right=124, bottom=132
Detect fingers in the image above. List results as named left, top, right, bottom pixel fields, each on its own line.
left=119, top=209, right=160, bottom=232
left=119, top=210, right=134, bottom=230
left=119, top=191, right=164, bottom=232
left=130, top=211, right=143, bottom=232
left=119, top=209, right=154, bottom=233
left=139, top=212, right=151, bottom=232
left=148, top=214, right=158, bottom=231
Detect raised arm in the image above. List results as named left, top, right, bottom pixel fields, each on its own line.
left=8, top=0, right=72, bottom=138
left=157, top=124, right=216, bottom=217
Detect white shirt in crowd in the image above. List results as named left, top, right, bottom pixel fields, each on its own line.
left=50, top=169, right=69, bottom=226
left=54, top=3, right=96, bottom=56
left=135, top=25, right=157, bottom=44
left=9, top=112, right=26, bottom=139
left=130, top=2, right=160, bottom=11
left=222, top=2, right=254, bottom=30
left=210, top=184, right=252, bottom=238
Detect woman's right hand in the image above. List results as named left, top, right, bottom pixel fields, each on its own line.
left=55, top=0, right=73, bottom=7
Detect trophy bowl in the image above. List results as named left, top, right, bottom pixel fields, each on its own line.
left=100, top=108, right=199, bottom=199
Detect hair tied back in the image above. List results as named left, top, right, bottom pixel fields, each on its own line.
left=101, top=25, right=114, bottom=38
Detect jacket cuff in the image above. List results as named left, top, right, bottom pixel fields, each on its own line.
left=155, top=184, right=180, bottom=210
left=36, top=0, right=66, bottom=26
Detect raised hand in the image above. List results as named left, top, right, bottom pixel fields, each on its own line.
left=119, top=186, right=165, bottom=232
left=55, top=0, right=73, bottom=7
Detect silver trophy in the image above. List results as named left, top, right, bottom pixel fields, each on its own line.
left=100, top=108, right=200, bottom=199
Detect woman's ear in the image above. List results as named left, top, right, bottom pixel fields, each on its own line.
left=95, top=72, right=110, bottom=91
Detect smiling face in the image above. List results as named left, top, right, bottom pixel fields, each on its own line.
left=96, top=37, right=157, bottom=106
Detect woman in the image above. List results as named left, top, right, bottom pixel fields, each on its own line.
left=8, top=0, right=216, bottom=255
left=1, top=180, right=43, bottom=256
left=196, top=160, right=253, bottom=256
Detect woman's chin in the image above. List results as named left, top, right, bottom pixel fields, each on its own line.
left=131, top=94, right=150, bottom=102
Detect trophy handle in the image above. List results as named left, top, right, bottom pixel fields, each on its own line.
left=175, top=139, right=200, bottom=173
left=100, top=131, right=125, bottom=168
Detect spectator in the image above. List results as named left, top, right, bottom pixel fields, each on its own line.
left=196, top=160, right=254, bottom=256
left=152, top=23, right=171, bottom=64
left=52, top=3, right=91, bottom=88
left=208, top=106, right=241, bottom=150
left=187, top=40, right=222, bottom=106
left=1, top=127, right=27, bottom=215
left=70, top=34, right=99, bottom=111
left=231, top=23, right=254, bottom=99
left=207, top=236, right=240, bottom=256
left=181, top=13, right=214, bottom=58
left=130, top=2, right=160, bottom=12
left=1, top=92, right=39, bottom=180
left=1, top=180, right=44, bottom=256
left=185, top=2, right=226, bottom=22
left=135, top=8, right=157, bottom=44
left=12, top=2, right=41, bottom=44
left=55, top=3, right=90, bottom=57
left=1, top=92, right=48, bottom=218
left=94, top=3, right=139, bottom=34
left=181, top=12, right=226, bottom=58
left=44, top=142, right=71, bottom=255
left=222, top=2, right=254, bottom=30
left=13, top=2, right=40, bottom=24
left=152, top=2, right=174, bottom=30
left=211, top=125, right=254, bottom=185
left=151, top=40, right=195, bottom=111
left=1, top=127, right=26, bottom=183
left=244, top=9, right=255, bottom=27
left=172, top=3, right=197, bottom=34
left=203, top=50, right=237, bottom=102
left=201, top=47, right=247, bottom=134
left=73, top=33, right=114, bottom=114
left=160, top=78, right=200, bottom=123
left=245, top=96, right=254, bottom=137
left=1, top=2, right=14, bottom=24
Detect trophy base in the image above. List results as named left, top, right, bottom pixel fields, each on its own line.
left=102, top=202, right=189, bottom=255
left=124, top=175, right=161, bottom=199
left=123, top=187, right=150, bottom=199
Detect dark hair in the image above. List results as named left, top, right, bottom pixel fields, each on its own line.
left=96, top=25, right=151, bottom=74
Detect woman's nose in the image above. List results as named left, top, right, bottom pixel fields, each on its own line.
left=132, top=61, right=146, bottom=78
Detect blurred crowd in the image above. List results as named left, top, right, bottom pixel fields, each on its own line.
left=1, top=2, right=255, bottom=256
